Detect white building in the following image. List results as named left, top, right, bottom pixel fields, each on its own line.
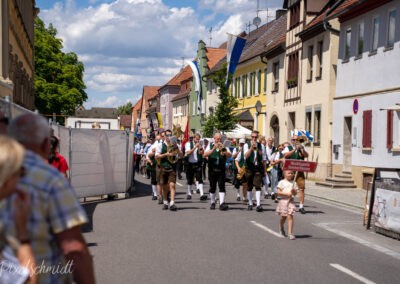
left=332, top=0, right=400, bottom=188
left=66, top=107, right=120, bottom=129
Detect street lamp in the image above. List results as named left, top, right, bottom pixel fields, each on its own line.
left=255, top=100, right=266, bottom=115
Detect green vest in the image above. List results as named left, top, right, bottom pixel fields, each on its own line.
left=288, top=145, right=304, bottom=160
left=208, top=142, right=225, bottom=169
left=146, top=154, right=156, bottom=171
left=245, top=142, right=263, bottom=170
left=160, top=143, right=174, bottom=168
left=238, top=150, right=245, bottom=167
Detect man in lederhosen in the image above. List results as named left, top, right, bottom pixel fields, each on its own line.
left=283, top=134, right=309, bottom=214
left=203, top=132, right=231, bottom=211
left=156, top=129, right=183, bottom=211
left=155, top=130, right=165, bottom=204
left=185, top=133, right=207, bottom=200
left=244, top=130, right=264, bottom=212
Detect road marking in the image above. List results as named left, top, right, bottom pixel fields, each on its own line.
left=176, top=182, right=183, bottom=186
left=315, top=222, right=400, bottom=261
left=250, top=221, right=284, bottom=238
left=330, top=264, right=376, bottom=284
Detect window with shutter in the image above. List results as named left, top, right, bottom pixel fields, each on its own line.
left=387, top=110, right=393, bottom=149
left=362, top=110, right=372, bottom=148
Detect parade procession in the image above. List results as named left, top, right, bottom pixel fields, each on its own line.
left=1, top=0, right=400, bottom=283
left=134, top=126, right=318, bottom=238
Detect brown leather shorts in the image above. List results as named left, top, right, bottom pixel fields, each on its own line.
left=160, top=166, right=177, bottom=185
left=296, top=171, right=305, bottom=189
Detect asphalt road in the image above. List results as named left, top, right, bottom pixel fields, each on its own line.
left=82, top=174, right=400, bottom=284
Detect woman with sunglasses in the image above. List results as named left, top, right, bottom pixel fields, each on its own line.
left=0, top=135, right=37, bottom=283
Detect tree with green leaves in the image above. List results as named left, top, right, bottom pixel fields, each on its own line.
left=34, top=17, right=87, bottom=124
left=117, top=101, right=133, bottom=115
left=202, top=66, right=238, bottom=137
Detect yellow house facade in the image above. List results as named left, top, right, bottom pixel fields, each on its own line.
left=231, top=13, right=287, bottom=138
left=232, top=59, right=267, bottom=136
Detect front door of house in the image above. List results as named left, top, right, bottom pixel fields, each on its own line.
left=343, top=117, right=352, bottom=172
left=270, top=115, right=279, bottom=147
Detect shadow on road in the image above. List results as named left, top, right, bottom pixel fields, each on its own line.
left=294, top=234, right=313, bottom=239
left=81, top=201, right=102, bottom=233
left=130, top=179, right=152, bottom=198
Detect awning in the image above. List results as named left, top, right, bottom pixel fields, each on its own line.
left=235, top=109, right=253, bottom=121
left=225, top=124, right=252, bottom=139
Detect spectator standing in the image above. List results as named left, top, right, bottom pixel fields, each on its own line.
left=134, top=138, right=141, bottom=173
left=48, top=135, right=69, bottom=178
left=0, top=135, right=37, bottom=283
left=3, top=113, right=95, bottom=284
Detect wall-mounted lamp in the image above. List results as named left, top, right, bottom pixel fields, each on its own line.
left=255, top=100, right=266, bottom=115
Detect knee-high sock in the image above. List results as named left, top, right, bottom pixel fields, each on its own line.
left=152, top=185, right=157, bottom=196
left=262, top=176, right=268, bottom=194
left=247, top=191, right=253, bottom=205
left=198, top=183, right=204, bottom=196
left=210, top=193, right=216, bottom=204
left=187, top=184, right=192, bottom=195
left=219, top=192, right=225, bottom=204
left=196, top=181, right=199, bottom=190
left=256, top=191, right=261, bottom=206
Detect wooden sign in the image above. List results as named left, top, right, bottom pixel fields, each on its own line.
left=283, top=159, right=317, bottom=173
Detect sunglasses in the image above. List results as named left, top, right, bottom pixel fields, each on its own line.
left=166, top=134, right=172, bottom=137
left=251, top=136, right=258, bottom=138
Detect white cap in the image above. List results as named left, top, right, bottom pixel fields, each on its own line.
left=239, top=138, right=245, bottom=144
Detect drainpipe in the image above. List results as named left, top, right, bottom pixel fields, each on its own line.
left=323, top=0, right=344, bottom=34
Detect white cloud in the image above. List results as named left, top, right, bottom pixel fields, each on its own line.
left=38, top=0, right=282, bottom=108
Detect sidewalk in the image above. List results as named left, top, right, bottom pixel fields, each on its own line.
left=305, top=181, right=369, bottom=212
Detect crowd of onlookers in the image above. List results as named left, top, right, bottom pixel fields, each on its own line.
left=0, top=111, right=95, bottom=283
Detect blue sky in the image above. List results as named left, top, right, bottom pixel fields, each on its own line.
left=35, top=0, right=283, bottom=108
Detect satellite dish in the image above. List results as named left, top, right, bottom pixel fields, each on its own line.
left=253, top=16, right=261, bottom=27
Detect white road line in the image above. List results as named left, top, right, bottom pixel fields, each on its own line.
left=330, top=264, right=376, bottom=284
left=250, top=221, right=284, bottom=238
left=176, top=182, right=183, bottom=187
left=315, top=223, right=400, bottom=261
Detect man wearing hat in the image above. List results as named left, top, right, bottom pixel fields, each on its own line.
left=203, top=132, right=231, bottom=210
left=243, top=130, right=264, bottom=212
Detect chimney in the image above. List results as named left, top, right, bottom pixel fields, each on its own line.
left=276, top=9, right=287, bottom=20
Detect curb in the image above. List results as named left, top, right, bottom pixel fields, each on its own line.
left=306, top=193, right=365, bottom=211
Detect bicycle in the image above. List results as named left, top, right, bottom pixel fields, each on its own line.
left=373, top=195, right=388, bottom=226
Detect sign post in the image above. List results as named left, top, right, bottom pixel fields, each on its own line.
left=283, top=159, right=318, bottom=173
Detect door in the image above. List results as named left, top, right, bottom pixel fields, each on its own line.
left=343, top=117, right=352, bottom=172
left=270, top=115, right=280, bottom=146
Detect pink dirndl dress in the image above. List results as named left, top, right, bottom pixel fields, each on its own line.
left=276, top=198, right=296, bottom=216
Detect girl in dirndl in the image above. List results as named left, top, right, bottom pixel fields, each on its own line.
left=276, top=170, right=297, bottom=240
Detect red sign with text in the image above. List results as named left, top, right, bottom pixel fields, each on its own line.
left=283, top=159, right=317, bottom=173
